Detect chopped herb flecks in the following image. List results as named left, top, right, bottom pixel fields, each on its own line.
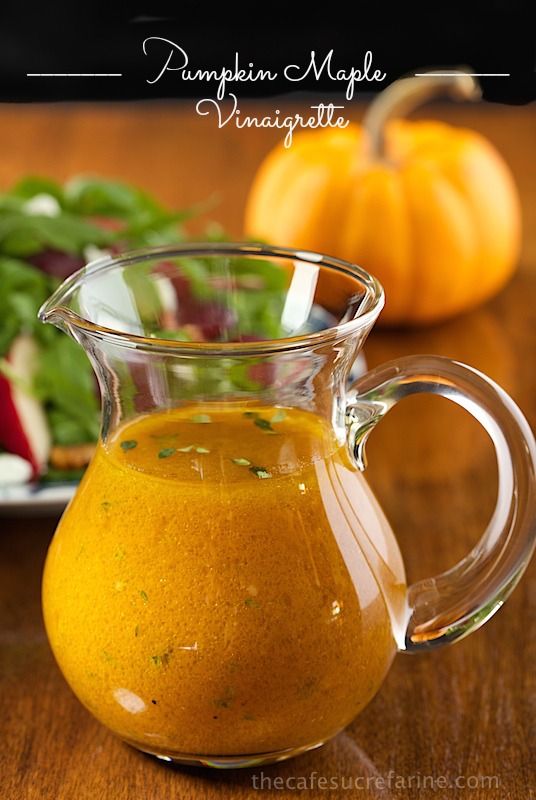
left=176, top=444, right=210, bottom=454
left=297, top=677, right=317, bottom=699
left=101, top=650, right=115, bottom=664
left=244, top=410, right=283, bottom=432
left=134, top=625, right=140, bottom=637
left=254, top=417, right=275, bottom=432
left=120, top=440, right=137, bottom=451
left=244, top=597, right=260, bottom=608
left=151, top=649, right=172, bottom=667
left=140, top=590, right=149, bottom=603
left=101, top=500, right=112, bottom=511
left=249, top=466, right=272, bottom=479
left=214, top=687, right=234, bottom=708
left=231, top=457, right=251, bottom=466
left=158, top=447, right=176, bottom=459
left=190, top=414, right=212, bottom=424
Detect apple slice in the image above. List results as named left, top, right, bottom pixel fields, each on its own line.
left=0, top=335, right=51, bottom=479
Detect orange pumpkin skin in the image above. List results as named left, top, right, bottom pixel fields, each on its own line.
left=244, top=121, right=521, bottom=325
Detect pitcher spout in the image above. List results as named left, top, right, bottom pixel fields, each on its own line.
left=38, top=259, right=98, bottom=334
left=38, top=300, right=71, bottom=331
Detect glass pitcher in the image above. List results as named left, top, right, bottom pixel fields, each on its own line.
left=39, top=243, right=536, bottom=768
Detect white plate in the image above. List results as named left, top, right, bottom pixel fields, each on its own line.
left=0, top=482, right=76, bottom=516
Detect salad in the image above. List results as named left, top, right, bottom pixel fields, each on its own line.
left=0, top=176, right=287, bottom=490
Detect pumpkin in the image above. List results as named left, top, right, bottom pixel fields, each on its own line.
left=244, top=73, right=521, bottom=325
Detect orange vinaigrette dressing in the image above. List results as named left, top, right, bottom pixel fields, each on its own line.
left=43, top=405, right=406, bottom=757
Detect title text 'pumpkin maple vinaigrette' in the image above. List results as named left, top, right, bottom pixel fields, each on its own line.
left=43, top=404, right=406, bottom=761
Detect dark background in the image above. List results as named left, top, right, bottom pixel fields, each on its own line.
left=0, top=1, right=534, bottom=103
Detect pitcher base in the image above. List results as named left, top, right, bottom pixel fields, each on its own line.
left=125, top=737, right=327, bottom=768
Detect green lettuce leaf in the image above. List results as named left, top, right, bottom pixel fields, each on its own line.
left=0, top=257, right=53, bottom=356
left=33, top=336, right=100, bottom=445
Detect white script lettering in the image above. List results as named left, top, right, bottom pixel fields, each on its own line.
left=196, top=95, right=349, bottom=148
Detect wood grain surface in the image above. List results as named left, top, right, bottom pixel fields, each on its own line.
left=0, top=101, right=534, bottom=799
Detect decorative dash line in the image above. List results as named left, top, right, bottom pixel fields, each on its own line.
left=26, top=73, right=123, bottom=77
left=414, top=72, right=510, bottom=77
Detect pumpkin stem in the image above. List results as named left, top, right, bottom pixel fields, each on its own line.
left=363, top=70, right=482, bottom=159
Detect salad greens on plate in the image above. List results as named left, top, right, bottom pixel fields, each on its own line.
left=0, top=175, right=287, bottom=489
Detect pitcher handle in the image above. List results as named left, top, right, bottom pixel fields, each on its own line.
left=346, top=355, right=536, bottom=652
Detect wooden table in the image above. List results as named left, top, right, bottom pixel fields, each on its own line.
left=0, top=101, right=534, bottom=799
